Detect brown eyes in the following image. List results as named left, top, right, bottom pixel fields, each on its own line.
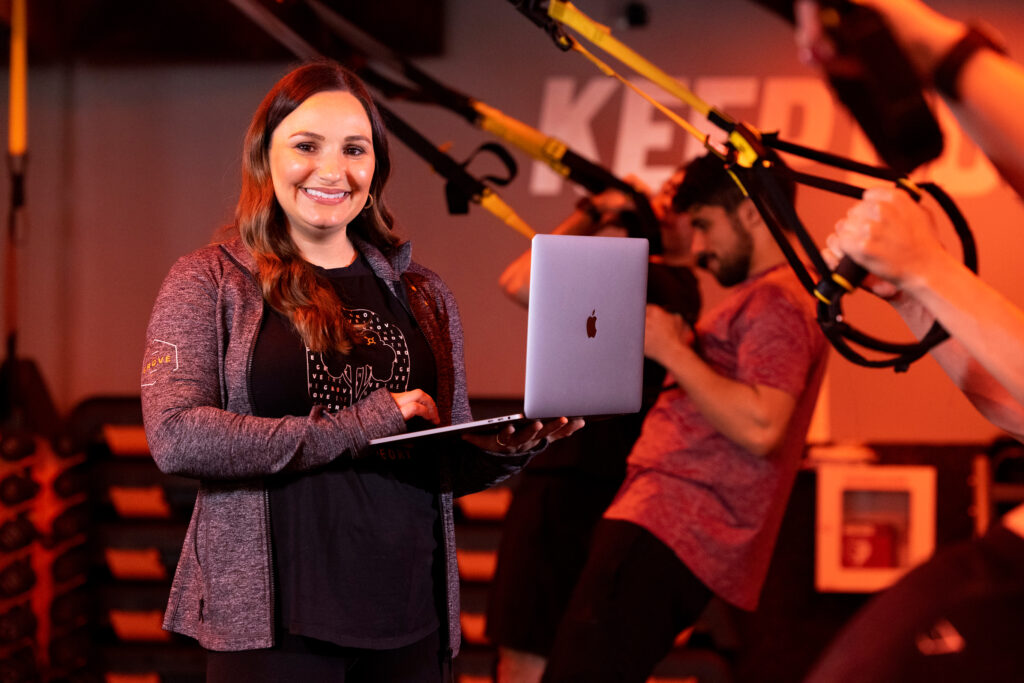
left=291, top=142, right=369, bottom=157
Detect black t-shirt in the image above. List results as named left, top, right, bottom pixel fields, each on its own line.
left=251, top=254, right=443, bottom=649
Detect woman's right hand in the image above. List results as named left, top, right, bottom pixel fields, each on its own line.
left=391, top=390, right=440, bottom=425
left=831, top=186, right=954, bottom=292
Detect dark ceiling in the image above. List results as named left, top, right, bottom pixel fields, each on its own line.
left=0, top=0, right=445, bottom=64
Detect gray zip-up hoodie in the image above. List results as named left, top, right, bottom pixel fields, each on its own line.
left=141, top=235, right=531, bottom=655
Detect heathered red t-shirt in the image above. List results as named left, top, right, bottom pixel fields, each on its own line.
left=605, top=264, right=827, bottom=610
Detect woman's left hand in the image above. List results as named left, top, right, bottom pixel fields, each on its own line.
left=462, top=417, right=585, bottom=454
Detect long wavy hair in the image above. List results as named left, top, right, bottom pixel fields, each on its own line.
left=236, top=59, right=400, bottom=353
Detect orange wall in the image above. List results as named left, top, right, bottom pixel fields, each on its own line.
left=1, top=0, right=1021, bottom=444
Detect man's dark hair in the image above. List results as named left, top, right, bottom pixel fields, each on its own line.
left=672, top=150, right=796, bottom=217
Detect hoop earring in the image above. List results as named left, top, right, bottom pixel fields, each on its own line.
left=363, top=195, right=375, bottom=211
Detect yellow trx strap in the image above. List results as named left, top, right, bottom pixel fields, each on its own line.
left=471, top=100, right=571, bottom=178
left=548, top=0, right=713, bottom=117
left=564, top=38, right=713, bottom=150
left=479, top=189, right=536, bottom=239
left=546, top=1, right=755, bottom=192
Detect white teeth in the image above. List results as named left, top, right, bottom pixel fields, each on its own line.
left=304, top=188, right=348, bottom=200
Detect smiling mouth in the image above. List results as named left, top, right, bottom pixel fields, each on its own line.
left=303, top=187, right=350, bottom=202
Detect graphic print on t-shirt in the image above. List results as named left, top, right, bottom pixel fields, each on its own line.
left=306, top=308, right=411, bottom=411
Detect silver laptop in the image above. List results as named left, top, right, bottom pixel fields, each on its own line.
left=368, top=234, right=649, bottom=445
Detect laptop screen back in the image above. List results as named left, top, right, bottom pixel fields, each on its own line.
left=524, top=234, right=649, bottom=418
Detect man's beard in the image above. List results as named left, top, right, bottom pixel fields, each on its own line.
left=699, top=213, right=753, bottom=287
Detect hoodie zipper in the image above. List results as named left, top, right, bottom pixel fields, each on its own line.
left=229, top=243, right=277, bottom=638
left=247, top=300, right=277, bottom=636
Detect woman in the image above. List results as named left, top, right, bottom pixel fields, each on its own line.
left=140, top=60, right=580, bottom=681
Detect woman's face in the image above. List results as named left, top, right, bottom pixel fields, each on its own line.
left=268, top=90, right=375, bottom=242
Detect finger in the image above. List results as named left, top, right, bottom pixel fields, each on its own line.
left=531, top=417, right=568, bottom=442
left=834, top=216, right=871, bottom=249
left=461, top=430, right=507, bottom=451
left=403, top=392, right=439, bottom=423
left=794, top=0, right=835, bottom=65
left=566, top=417, right=586, bottom=434
left=822, top=233, right=844, bottom=265
left=861, top=187, right=921, bottom=229
left=845, top=198, right=883, bottom=223
left=422, top=397, right=439, bottom=423
left=514, top=420, right=545, bottom=442
left=494, top=425, right=516, bottom=449
left=543, top=417, right=585, bottom=443
left=496, top=421, right=542, bottom=451
left=645, top=304, right=668, bottom=326
left=861, top=185, right=899, bottom=204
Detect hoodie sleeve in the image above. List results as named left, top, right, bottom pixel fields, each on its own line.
left=140, top=250, right=406, bottom=481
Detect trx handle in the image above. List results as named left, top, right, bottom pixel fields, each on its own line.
left=817, top=182, right=976, bottom=370
left=445, top=142, right=519, bottom=215
left=813, top=178, right=923, bottom=305
left=380, top=110, right=536, bottom=240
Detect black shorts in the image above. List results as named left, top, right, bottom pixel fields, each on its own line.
left=484, top=469, right=623, bottom=655
left=542, top=519, right=713, bottom=683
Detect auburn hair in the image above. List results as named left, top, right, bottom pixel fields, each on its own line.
left=235, top=59, right=400, bottom=353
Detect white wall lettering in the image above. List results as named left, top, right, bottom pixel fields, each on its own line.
left=759, top=77, right=835, bottom=160
left=530, top=74, right=1003, bottom=202
left=530, top=76, right=620, bottom=195
left=612, top=77, right=690, bottom=191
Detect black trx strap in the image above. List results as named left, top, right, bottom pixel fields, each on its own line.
left=445, top=142, right=518, bottom=215
left=509, top=0, right=979, bottom=372
left=304, top=0, right=663, bottom=250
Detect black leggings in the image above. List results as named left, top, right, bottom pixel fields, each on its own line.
left=206, top=628, right=447, bottom=683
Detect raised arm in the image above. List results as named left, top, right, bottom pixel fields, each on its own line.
left=828, top=186, right=1024, bottom=439
left=796, top=0, right=1024, bottom=196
